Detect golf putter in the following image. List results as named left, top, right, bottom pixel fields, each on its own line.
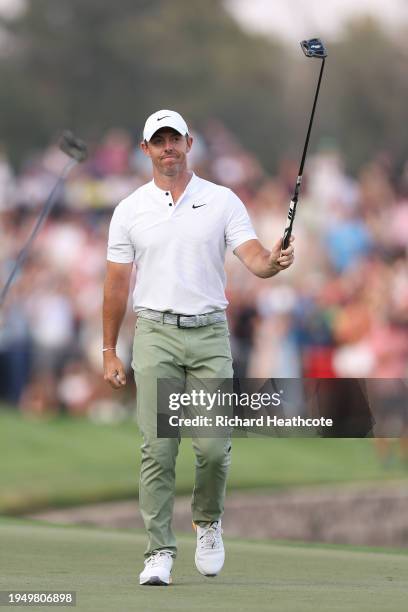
left=0, top=131, right=88, bottom=309
left=281, top=38, right=327, bottom=253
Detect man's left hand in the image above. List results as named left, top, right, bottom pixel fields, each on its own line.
left=270, top=235, right=295, bottom=270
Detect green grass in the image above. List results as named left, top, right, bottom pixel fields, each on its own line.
left=0, top=517, right=407, bottom=612
left=1, top=408, right=407, bottom=514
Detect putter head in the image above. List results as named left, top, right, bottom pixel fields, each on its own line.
left=59, top=130, right=88, bottom=162
left=300, top=38, right=327, bottom=59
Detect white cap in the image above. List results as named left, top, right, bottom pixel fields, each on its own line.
left=143, top=109, right=189, bottom=142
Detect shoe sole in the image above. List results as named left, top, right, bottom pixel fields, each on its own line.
left=140, top=576, right=172, bottom=586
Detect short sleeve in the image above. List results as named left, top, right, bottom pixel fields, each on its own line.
left=107, top=205, right=135, bottom=263
left=224, top=190, right=258, bottom=251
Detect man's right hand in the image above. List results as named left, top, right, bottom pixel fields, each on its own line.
left=103, top=353, right=127, bottom=389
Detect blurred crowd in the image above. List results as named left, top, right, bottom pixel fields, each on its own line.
left=0, top=122, right=407, bottom=418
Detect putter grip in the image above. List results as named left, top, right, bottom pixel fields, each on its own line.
left=282, top=199, right=297, bottom=250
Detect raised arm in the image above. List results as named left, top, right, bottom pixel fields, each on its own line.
left=234, top=236, right=295, bottom=278
left=102, top=261, right=133, bottom=389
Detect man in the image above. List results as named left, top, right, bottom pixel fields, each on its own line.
left=103, top=109, right=294, bottom=586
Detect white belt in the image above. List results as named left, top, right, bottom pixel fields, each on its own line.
left=137, top=309, right=227, bottom=328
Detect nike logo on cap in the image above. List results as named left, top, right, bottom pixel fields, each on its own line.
left=157, top=115, right=170, bottom=121
left=192, top=203, right=207, bottom=209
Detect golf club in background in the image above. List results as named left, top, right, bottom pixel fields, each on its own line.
left=281, top=38, right=328, bottom=252
left=0, top=131, right=88, bottom=310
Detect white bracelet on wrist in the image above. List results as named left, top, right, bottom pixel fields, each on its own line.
left=102, top=347, right=116, bottom=352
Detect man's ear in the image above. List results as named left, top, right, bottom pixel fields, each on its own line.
left=140, top=140, right=150, bottom=158
left=186, top=135, right=193, bottom=153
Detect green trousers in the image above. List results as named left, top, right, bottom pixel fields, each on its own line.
left=131, top=316, right=233, bottom=558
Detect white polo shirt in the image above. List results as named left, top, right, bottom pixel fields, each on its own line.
left=107, top=173, right=257, bottom=315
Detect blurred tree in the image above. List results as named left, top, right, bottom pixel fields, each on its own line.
left=0, top=0, right=288, bottom=170
left=1, top=5, right=408, bottom=175
left=320, top=17, right=408, bottom=172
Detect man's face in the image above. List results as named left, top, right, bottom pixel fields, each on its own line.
left=140, top=127, right=193, bottom=177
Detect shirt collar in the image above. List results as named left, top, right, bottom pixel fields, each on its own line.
left=149, top=172, right=198, bottom=197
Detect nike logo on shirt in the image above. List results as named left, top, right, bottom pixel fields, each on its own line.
left=192, top=203, right=207, bottom=209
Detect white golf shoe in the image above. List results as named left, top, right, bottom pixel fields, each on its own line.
left=139, top=549, right=173, bottom=586
left=193, top=520, right=225, bottom=577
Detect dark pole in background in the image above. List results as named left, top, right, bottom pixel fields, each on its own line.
left=0, top=131, right=88, bottom=310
